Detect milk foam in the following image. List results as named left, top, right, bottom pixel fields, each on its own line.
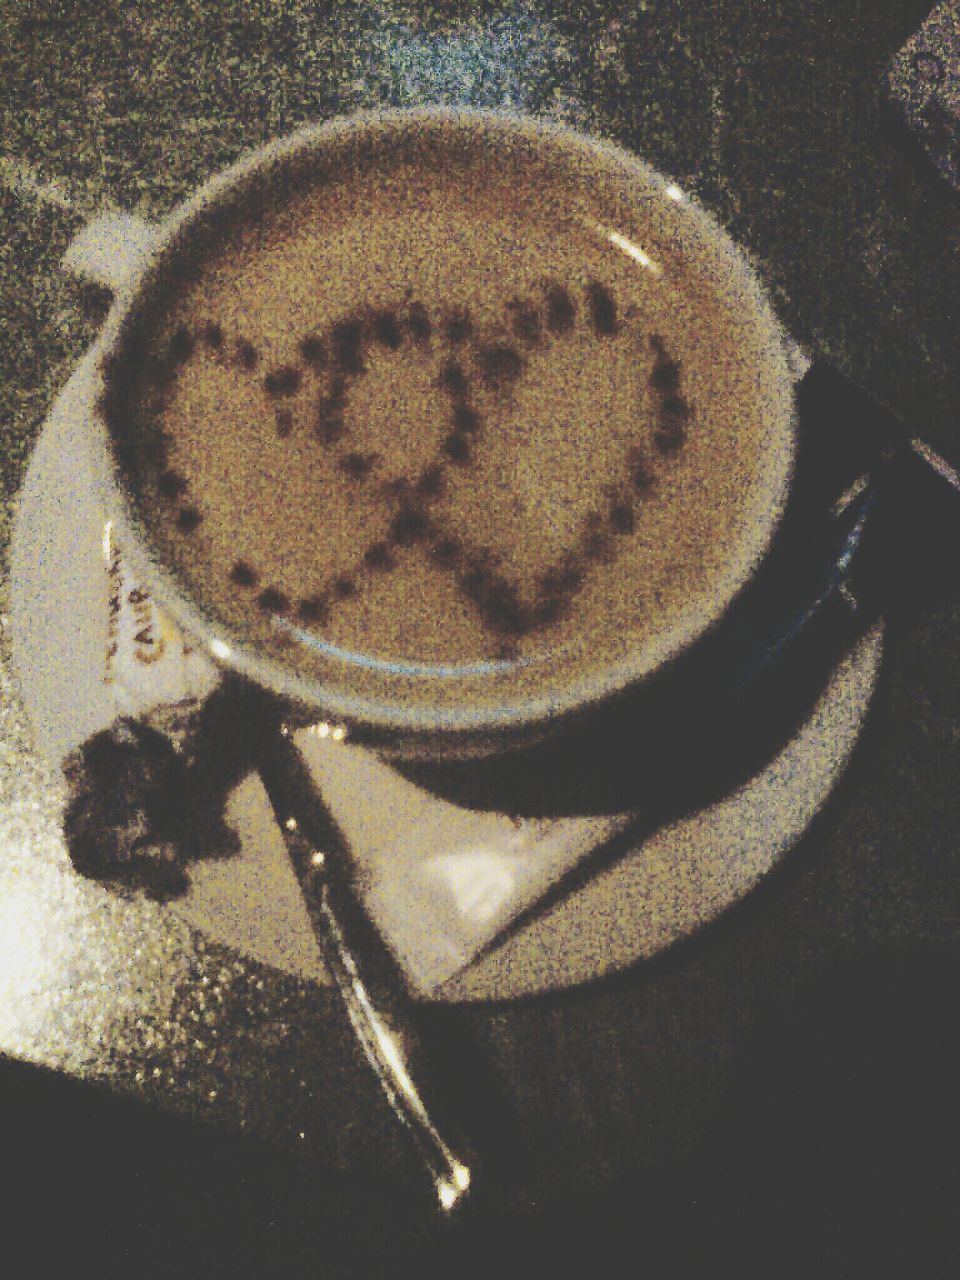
left=110, top=117, right=790, bottom=726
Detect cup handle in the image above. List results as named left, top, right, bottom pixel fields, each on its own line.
left=61, top=210, right=161, bottom=294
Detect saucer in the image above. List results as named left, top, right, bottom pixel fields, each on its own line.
left=10, top=352, right=884, bottom=1002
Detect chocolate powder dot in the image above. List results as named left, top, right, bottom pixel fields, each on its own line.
left=176, top=506, right=202, bottom=533
left=452, top=403, right=480, bottom=434
left=586, top=281, right=618, bottom=336
left=583, top=525, right=612, bottom=561
left=331, top=319, right=364, bottom=374
left=389, top=505, right=429, bottom=546
left=460, top=563, right=488, bottom=598
left=168, top=325, right=194, bottom=366
left=364, top=542, right=395, bottom=571
left=535, top=596, right=564, bottom=626
left=339, top=451, right=378, bottom=479
left=299, top=334, right=326, bottom=366
left=406, top=302, right=432, bottom=343
left=540, top=559, right=584, bottom=596
left=477, top=343, right=525, bottom=388
left=654, top=398, right=690, bottom=455
left=561, top=559, right=585, bottom=592
left=443, top=432, right=471, bottom=465
left=439, top=360, right=469, bottom=399
left=446, top=311, right=472, bottom=344
left=508, top=300, right=542, bottom=345
left=417, top=464, right=444, bottom=497
left=610, top=502, right=636, bottom=534
left=202, top=321, right=224, bottom=350
left=158, top=470, right=188, bottom=499
left=631, top=456, right=655, bottom=493
left=371, top=311, right=403, bottom=349
left=257, top=587, right=290, bottom=614
left=462, top=570, right=528, bottom=635
left=315, top=407, right=345, bottom=443
left=432, top=537, right=463, bottom=568
left=275, top=408, right=293, bottom=438
left=297, top=596, right=328, bottom=624
left=650, top=356, right=681, bottom=394
left=326, top=375, right=348, bottom=408
left=264, top=365, right=302, bottom=398
left=236, top=338, right=259, bottom=370
left=230, top=561, right=259, bottom=587
left=333, top=575, right=356, bottom=598
left=545, top=285, right=576, bottom=334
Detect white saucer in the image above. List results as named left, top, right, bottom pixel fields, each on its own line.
left=10, top=352, right=884, bottom=1002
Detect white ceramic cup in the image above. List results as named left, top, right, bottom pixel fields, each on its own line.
left=68, top=108, right=797, bottom=760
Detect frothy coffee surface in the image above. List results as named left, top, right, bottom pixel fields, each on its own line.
left=108, top=122, right=787, bottom=722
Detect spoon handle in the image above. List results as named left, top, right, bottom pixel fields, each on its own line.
left=254, top=714, right=477, bottom=1216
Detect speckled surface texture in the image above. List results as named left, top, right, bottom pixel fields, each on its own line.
left=1, top=3, right=959, bottom=1275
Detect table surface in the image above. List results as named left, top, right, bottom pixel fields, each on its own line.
left=2, top=3, right=958, bottom=1275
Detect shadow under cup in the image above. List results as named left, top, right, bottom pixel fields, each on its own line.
left=91, top=109, right=801, bottom=795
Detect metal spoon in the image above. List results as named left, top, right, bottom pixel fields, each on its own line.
left=249, top=693, right=480, bottom=1216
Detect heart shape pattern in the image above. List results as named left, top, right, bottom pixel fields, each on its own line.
left=138, top=278, right=691, bottom=655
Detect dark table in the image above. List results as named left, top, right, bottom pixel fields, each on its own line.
left=1, top=3, right=958, bottom=1276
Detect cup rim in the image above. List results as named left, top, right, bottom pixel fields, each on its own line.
left=92, top=106, right=797, bottom=754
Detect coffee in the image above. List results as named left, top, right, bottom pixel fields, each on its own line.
left=102, top=115, right=792, bottom=732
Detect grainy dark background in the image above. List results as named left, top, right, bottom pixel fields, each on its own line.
left=1, top=3, right=958, bottom=1276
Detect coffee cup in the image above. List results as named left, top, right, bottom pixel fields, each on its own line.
left=75, top=108, right=800, bottom=765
